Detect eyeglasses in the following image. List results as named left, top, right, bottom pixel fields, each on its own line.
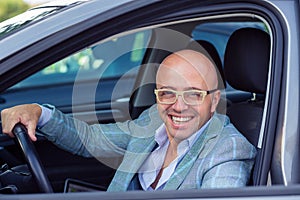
left=154, top=88, right=218, bottom=105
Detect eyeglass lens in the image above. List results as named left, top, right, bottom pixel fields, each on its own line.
left=156, top=90, right=205, bottom=105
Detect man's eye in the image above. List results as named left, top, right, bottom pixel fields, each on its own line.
left=161, top=91, right=174, bottom=96
left=190, top=92, right=199, bottom=96
left=165, top=91, right=174, bottom=95
left=187, top=92, right=202, bottom=98
left=163, top=91, right=174, bottom=96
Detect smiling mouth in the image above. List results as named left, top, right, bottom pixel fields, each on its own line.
left=171, top=116, right=192, bottom=124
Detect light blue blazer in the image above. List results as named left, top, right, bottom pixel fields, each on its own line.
left=39, top=105, right=256, bottom=191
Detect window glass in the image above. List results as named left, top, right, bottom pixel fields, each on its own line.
left=9, top=30, right=151, bottom=90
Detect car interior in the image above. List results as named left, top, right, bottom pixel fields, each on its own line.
left=0, top=15, right=272, bottom=194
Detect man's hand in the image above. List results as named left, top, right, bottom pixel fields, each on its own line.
left=1, top=104, right=42, bottom=141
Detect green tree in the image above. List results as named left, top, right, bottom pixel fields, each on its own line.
left=0, top=0, right=30, bottom=22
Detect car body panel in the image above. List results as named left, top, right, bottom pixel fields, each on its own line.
left=2, top=185, right=300, bottom=200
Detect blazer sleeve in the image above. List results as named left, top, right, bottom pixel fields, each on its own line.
left=38, top=104, right=162, bottom=158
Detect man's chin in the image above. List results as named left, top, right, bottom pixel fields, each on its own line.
left=167, top=127, right=196, bottom=141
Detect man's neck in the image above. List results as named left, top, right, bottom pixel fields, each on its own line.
left=163, top=141, right=178, bottom=168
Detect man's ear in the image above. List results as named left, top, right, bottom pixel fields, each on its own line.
left=210, top=90, right=221, bottom=113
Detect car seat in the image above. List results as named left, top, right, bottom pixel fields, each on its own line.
left=223, top=27, right=270, bottom=184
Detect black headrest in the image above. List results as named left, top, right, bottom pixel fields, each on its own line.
left=187, top=40, right=226, bottom=89
left=224, top=28, right=270, bottom=94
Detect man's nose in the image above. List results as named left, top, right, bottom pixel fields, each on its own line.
left=172, top=95, right=188, bottom=110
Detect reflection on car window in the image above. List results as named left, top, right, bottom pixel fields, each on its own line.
left=0, top=7, right=63, bottom=38
left=0, top=1, right=88, bottom=38
left=10, top=30, right=151, bottom=90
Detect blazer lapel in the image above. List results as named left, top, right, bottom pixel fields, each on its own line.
left=162, top=131, right=207, bottom=190
left=107, top=137, right=157, bottom=191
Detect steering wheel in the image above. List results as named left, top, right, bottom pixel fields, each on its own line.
left=12, top=123, right=53, bottom=193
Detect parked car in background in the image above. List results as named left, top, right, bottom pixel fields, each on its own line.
left=0, top=0, right=299, bottom=199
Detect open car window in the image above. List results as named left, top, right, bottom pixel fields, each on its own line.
left=0, top=16, right=272, bottom=192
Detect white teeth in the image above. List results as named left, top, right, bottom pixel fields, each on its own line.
left=172, top=116, right=191, bottom=123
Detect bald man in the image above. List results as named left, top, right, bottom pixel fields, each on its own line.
left=1, top=50, right=256, bottom=191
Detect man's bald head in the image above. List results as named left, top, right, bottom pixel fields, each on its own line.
left=157, top=49, right=218, bottom=90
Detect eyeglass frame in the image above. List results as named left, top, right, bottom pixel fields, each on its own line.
left=154, top=88, right=218, bottom=105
